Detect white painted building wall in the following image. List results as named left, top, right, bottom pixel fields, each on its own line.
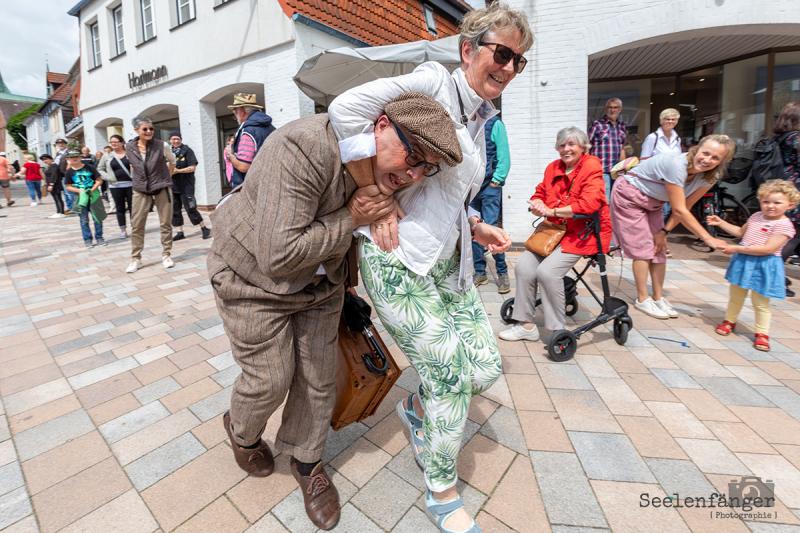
left=22, top=114, right=47, bottom=157
left=500, top=0, right=800, bottom=242
left=75, top=0, right=355, bottom=207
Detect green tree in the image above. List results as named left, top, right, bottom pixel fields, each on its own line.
left=6, top=104, right=39, bottom=151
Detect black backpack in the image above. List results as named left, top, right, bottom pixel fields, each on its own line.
left=749, top=133, right=791, bottom=187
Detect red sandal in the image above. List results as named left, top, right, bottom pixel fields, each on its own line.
left=754, top=333, right=770, bottom=352
left=715, top=321, right=736, bottom=336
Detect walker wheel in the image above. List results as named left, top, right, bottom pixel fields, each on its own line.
left=500, top=298, right=518, bottom=325
left=565, top=299, right=578, bottom=317
left=547, top=330, right=578, bottom=362
left=613, top=318, right=630, bottom=346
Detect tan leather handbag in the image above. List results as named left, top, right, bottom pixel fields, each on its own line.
left=525, top=219, right=566, bottom=257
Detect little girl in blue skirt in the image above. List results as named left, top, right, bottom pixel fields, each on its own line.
left=708, top=180, right=799, bottom=351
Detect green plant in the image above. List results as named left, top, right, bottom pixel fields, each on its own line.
left=6, top=104, right=39, bottom=151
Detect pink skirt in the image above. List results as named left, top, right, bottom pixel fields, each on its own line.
left=609, top=177, right=667, bottom=263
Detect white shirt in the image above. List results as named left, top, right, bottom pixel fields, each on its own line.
left=329, top=62, right=496, bottom=291
left=640, top=127, right=681, bottom=158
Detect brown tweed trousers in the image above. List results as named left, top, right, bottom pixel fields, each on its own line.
left=208, top=114, right=357, bottom=463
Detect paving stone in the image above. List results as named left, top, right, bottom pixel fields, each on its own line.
left=736, top=453, right=800, bottom=509
left=528, top=451, right=608, bottom=528
left=350, top=469, right=420, bottom=530
left=478, top=405, right=527, bottom=454
left=207, top=351, right=235, bottom=371
left=386, top=446, right=427, bottom=492
left=110, top=310, right=154, bottom=327
left=588, top=376, right=651, bottom=417
left=0, top=487, right=33, bottom=530
left=726, top=366, right=784, bottom=386
left=210, top=365, right=241, bottom=388
left=675, top=438, right=751, bottom=475
left=644, top=458, right=717, bottom=498
left=549, top=389, right=623, bottom=433
left=68, top=357, right=140, bottom=390
left=125, top=433, right=206, bottom=490
left=244, top=513, right=290, bottom=533
left=187, top=385, right=232, bottom=421
left=271, top=487, right=322, bottom=533
left=99, top=402, right=171, bottom=444
left=56, top=489, right=158, bottom=533
left=322, top=422, right=369, bottom=464
left=112, top=409, right=201, bottom=465
left=133, top=376, right=182, bottom=405
left=696, top=377, right=776, bottom=408
left=395, top=366, right=422, bottom=395
left=722, top=341, right=782, bottom=362
left=14, top=409, right=95, bottom=461
left=49, top=331, right=111, bottom=356
left=330, top=437, right=392, bottom=488
left=0, top=462, right=24, bottom=497
left=391, top=506, right=439, bottom=533
left=753, top=386, right=800, bottom=423
left=536, top=363, right=594, bottom=390
left=60, top=350, right=118, bottom=378
left=590, top=480, right=691, bottom=533
left=482, top=454, right=550, bottom=533
left=167, top=322, right=202, bottom=340
left=651, top=368, right=703, bottom=389
left=3, top=377, right=73, bottom=416
left=568, top=431, right=655, bottom=483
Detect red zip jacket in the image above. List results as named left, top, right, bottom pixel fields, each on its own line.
left=531, top=153, right=612, bottom=255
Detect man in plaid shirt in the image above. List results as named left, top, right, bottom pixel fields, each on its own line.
left=588, top=98, right=626, bottom=201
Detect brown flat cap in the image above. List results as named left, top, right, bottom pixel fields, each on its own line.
left=384, top=92, right=462, bottom=167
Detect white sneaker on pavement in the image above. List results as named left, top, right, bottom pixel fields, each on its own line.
left=162, top=256, right=174, bottom=269
left=655, top=297, right=679, bottom=318
left=498, top=323, right=540, bottom=342
left=30, top=202, right=37, bottom=207
left=635, top=297, right=669, bottom=319
left=126, top=259, right=142, bottom=273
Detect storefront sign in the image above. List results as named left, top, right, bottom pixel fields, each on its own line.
left=128, top=66, right=168, bottom=90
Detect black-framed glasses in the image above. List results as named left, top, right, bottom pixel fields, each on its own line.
left=392, top=123, right=441, bottom=177
left=140, top=127, right=154, bottom=132
left=478, top=41, right=527, bottom=74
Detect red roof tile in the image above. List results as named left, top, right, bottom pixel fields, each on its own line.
left=50, top=82, right=72, bottom=103
left=47, top=72, right=68, bottom=84
left=278, top=0, right=466, bottom=47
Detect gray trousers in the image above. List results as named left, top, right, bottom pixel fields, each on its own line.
left=511, top=246, right=581, bottom=331
left=210, top=259, right=344, bottom=463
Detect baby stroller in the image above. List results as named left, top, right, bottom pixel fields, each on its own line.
left=500, top=212, right=632, bottom=361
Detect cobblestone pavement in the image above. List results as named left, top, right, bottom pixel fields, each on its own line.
left=2, top=184, right=800, bottom=533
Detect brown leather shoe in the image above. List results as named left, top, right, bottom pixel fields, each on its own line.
left=290, top=457, right=340, bottom=530
left=223, top=411, right=274, bottom=477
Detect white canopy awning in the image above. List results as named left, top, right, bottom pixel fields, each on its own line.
left=294, top=35, right=461, bottom=107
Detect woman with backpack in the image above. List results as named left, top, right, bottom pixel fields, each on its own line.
left=772, top=103, right=800, bottom=268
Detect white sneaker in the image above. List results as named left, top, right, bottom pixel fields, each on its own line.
left=498, top=323, right=541, bottom=342
left=36, top=200, right=42, bottom=205
left=635, top=297, right=669, bottom=319
left=30, top=202, right=37, bottom=207
left=126, top=259, right=142, bottom=273
left=655, top=297, right=679, bottom=318
left=162, top=256, right=175, bottom=269
left=120, top=231, right=127, bottom=239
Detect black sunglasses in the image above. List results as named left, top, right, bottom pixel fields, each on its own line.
left=478, top=41, right=527, bottom=74
left=392, top=123, right=441, bottom=177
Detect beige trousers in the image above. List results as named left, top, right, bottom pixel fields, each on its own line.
left=131, top=188, right=173, bottom=260
left=209, top=257, right=344, bottom=463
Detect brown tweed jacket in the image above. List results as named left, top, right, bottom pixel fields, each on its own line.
left=208, top=114, right=357, bottom=295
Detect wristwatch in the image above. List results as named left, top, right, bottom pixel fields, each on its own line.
left=660, top=228, right=671, bottom=235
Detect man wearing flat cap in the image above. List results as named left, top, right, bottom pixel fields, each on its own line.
left=226, top=93, right=275, bottom=188
left=208, top=93, right=462, bottom=530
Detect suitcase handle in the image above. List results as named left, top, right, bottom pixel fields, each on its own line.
left=361, top=329, right=389, bottom=375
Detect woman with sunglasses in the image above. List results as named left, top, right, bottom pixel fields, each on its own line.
left=328, top=4, right=533, bottom=533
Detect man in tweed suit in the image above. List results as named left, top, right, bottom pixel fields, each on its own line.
left=208, top=93, right=462, bottom=530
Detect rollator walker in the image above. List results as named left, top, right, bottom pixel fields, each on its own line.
left=500, top=211, right=632, bottom=361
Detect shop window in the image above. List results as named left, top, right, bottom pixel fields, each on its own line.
left=773, top=50, right=800, bottom=114
left=141, top=0, right=156, bottom=41
left=423, top=5, right=438, bottom=37
left=90, top=23, right=101, bottom=68
left=113, top=6, right=125, bottom=55
left=176, top=0, right=195, bottom=25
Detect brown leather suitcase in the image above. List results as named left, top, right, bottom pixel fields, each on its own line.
left=331, top=313, right=402, bottom=431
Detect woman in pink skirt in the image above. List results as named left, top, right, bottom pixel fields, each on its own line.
left=609, top=134, right=735, bottom=319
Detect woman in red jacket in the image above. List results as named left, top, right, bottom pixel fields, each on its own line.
left=499, top=126, right=612, bottom=342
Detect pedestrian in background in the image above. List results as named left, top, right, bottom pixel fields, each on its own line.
left=42, top=154, right=65, bottom=218
left=16, top=154, right=45, bottom=206
left=169, top=131, right=211, bottom=240
left=81, top=146, right=97, bottom=166
left=226, top=93, right=275, bottom=188
left=224, top=134, right=234, bottom=184
left=642, top=108, right=682, bottom=234
left=125, top=116, right=177, bottom=273
left=0, top=152, right=16, bottom=208
left=53, top=139, right=73, bottom=214
left=589, top=98, right=627, bottom=201
left=471, top=115, right=511, bottom=293
left=64, top=149, right=106, bottom=248
left=97, top=135, right=133, bottom=239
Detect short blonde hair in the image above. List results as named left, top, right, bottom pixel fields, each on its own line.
left=686, top=134, right=736, bottom=184
left=659, top=108, right=679, bottom=120
left=459, top=2, right=534, bottom=62
left=757, top=179, right=800, bottom=204
left=23, top=153, right=35, bottom=162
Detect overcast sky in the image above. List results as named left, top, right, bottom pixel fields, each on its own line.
left=1, top=0, right=80, bottom=99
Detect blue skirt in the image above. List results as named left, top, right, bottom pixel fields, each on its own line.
left=725, top=253, right=786, bottom=300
